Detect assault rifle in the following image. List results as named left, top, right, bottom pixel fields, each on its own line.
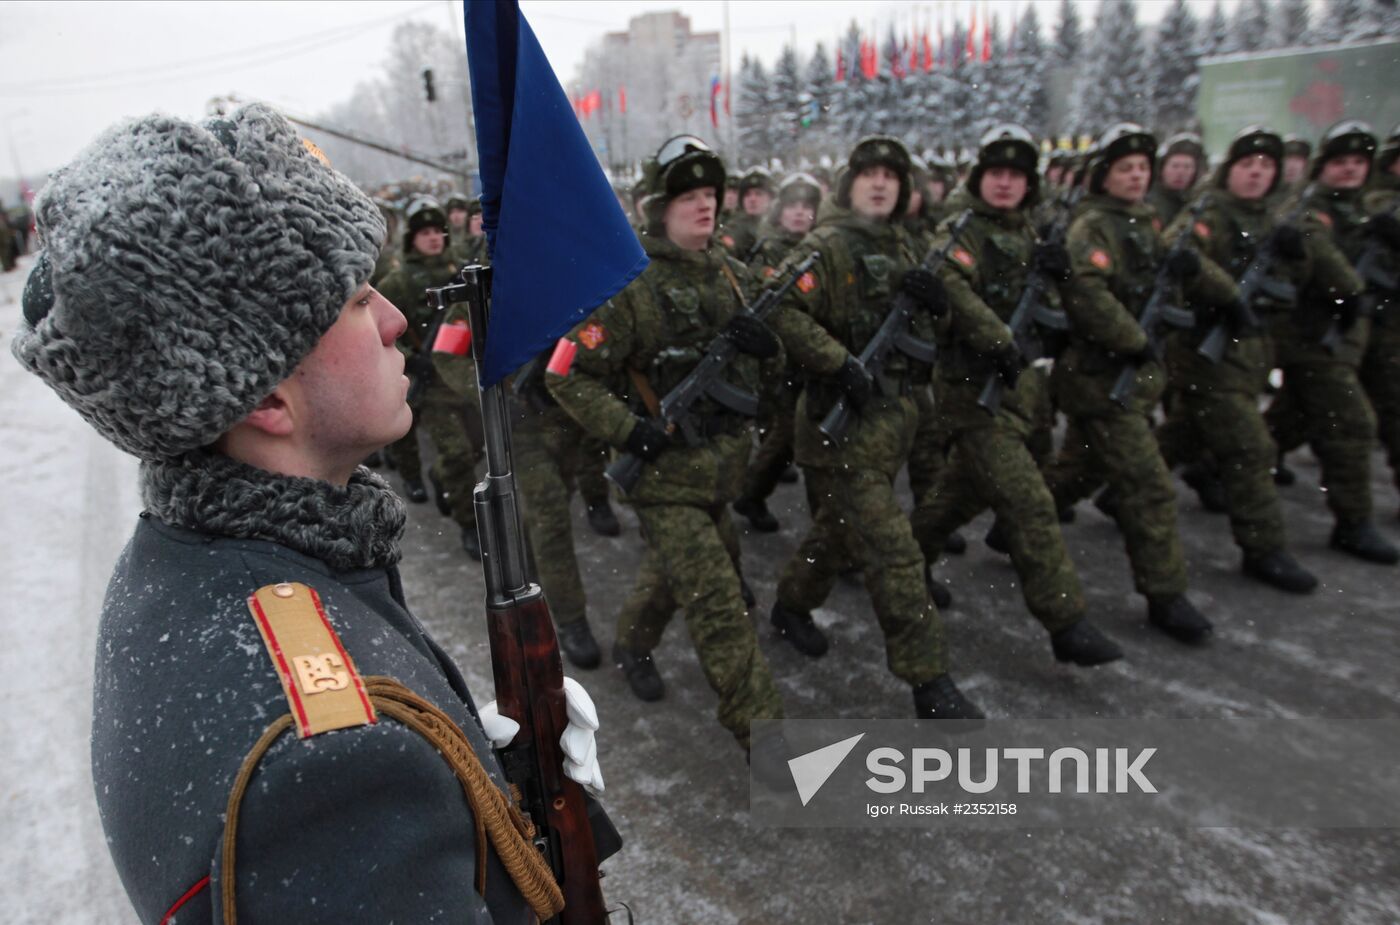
left=818, top=209, right=973, bottom=445
left=1107, top=194, right=1210, bottom=408
left=605, top=250, right=821, bottom=495
left=1198, top=186, right=1314, bottom=364
left=977, top=193, right=1079, bottom=415
left=427, top=266, right=623, bottom=925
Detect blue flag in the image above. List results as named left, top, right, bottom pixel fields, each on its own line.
left=464, top=0, right=647, bottom=386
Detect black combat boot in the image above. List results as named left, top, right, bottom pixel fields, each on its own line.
left=1092, top=487, right=1120, bottom=520
left=1181, top=462, right=1228, bottom=514
left=944, top=530, right=967, bottom=555
left=913, top=675, right=985, bottom=727
left=1330, top=521, right=1400, bottom=565
left=778, top=465, right=800, bottom=484
left=733, top=497, right=780, bottom=532
left=1273, top=454, right=1297, bottom=486
left=748, top=730, right=794, bottom=792
left=460, top=526, right=482, bottom=561
left=923, top=566, right=953, bottom=609
left=1242, top=549, right=1318, bottom=593
left=1146, top=595, right=1213, bottom=646
left=611, top=643, right=664, bottom=701
left=739, top=576, right=757, bottom=609
left=1051, top=620, right=1124, bottom=666
left=770, top=601, right=829, bottom=657
left=983, top=518, right=1010, bottom=556
left=426, top=471, right=451, bottom=515
left=585, top=500, right=622, bottom=537
left=404, top=477, right=429, bottom=504
left=557, top=618, right=601, bottom=669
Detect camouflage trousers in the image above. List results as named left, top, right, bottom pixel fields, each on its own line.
left=1156, top=387, right=1287, bottom=556
left=514, top=405, right=599, bottom=627
left=906, top=386, right=952, bottom=505
left=615, top=502, right=782, bottom=748
left=420, top=379, right=484, bottom=529
left=911, top=424, right=1085, bottom=632
left=776, top=466, right=947, bottom=685
left=1046, top=410, right=1188, bottom=599
left=1267, top=359, right=1378, bottom=524
left=1359, top=320, right=1400, bottom=496
left=739, top=380, right=798, bottom=504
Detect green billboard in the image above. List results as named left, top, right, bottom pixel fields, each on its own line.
left=1198, top=39, right=1400, bottom=155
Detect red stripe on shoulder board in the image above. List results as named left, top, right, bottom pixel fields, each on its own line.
left=307, top=587, right=377, bottom=727
left=247, top=593, right=311, bottom=735
left=160, top=875, right=210, bottom=925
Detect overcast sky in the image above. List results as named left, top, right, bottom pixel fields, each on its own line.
left=3, top=0, right=1229, bottom=181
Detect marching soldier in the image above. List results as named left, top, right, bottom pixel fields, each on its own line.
left=765, top=135, right=983, bottom=720
left=1266, top=121, right=1398, bottom=564
left=1360, top=124, right=1400, bottom=511
left=1147, top=132, right=1207, bottom=225
left=1154, top=126, right=1320, bottom=593
left=446, top=193, right=488, bottom=266
left=910, top=124, right=1124, bottom=662
left=733, top=172, right=823, bottom=532
left=377, top=198, right=487, bottom=558
left=720, top=166, right=775, bottom=259
left=546, top=135, right=791, bottom=783
left=1044, top=124, right=1235, bottom=643
left=1278, top=135, right=1313, bottom=199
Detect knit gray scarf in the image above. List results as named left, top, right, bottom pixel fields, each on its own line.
left=140, top=450, right=406, bottom=571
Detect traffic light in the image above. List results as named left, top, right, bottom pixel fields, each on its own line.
left=422, top=68, right=437, bottom=103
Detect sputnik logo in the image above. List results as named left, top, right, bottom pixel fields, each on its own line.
left=788, top=733, right=866, bottom=806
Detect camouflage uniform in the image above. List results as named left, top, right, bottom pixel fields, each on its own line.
left=546, top=233, right=784, bottom=747
left=1360, top=170, right=1400, bottom=500
left=1264, top=186, right=1375, bottom=528
left=1046, top=184, right=1235, bottom=601
left=909, top=190, right=1085, bottom=634
left=767, top=195, right=949, bottom=686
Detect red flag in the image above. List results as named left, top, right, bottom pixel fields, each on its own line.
left=709, top=76, right=721, bottom=128
left=860, top=37, right=878, bottom=78
left=922, top=32, right=933, bottom=72
left=908, top=33, right=918, bottom=74
left=618, top=86, right=627, bottom=114
left=966, top=5, right=976, bottom=60
left=982, top=8, right=992, bottom=63
left=836, top=45, right=846, bottom=81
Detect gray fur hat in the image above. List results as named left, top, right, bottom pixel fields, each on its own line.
left=11, top=102, right=384, bottom=461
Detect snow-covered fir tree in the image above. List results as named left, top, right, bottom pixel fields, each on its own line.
left=735, top=54, right=775, bottom=167
left=1054, top=0, right=1082, bottom=67
left=1199, top=0, right=1230, bottom=58
left=1273, top=0, right=1314, bottom=49
left=1231, top=0, right=1272, bottom=53
left=1005, top=5, right=1051, bottom=140
left=1316, top=0, right=1375, bottom=44
left=1149, top=0, right=1199, bottom=132
left=801, top=43, right=836, bottom=160
left=1073, top=0, right=1148, bottom=133
left=770, top=44, right=804, bottom=164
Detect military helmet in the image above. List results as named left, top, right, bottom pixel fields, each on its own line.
left=444, top=192, right=471, bottom=214
left=1087, top=123, right=1157, bottom=194
left=836, top=135, right=912, bottom=219
left=969, top=123, right=1040, bottom=205
left=1158, top=131, right=1205, bottom=162
left=1378, top=122, right=1400, bottom=174
left=641, top=134, right=726, bottom=234
left=1215, top=125, right=1285, bottom=196
left=1311, top=119, right=1377, bottom=178
left=737, top=166, right=776, bottom=197
left=776, top=172, right=822, bottom=208
left=403, top=196, right=449, bottom=254
left=1282, top=134, right=1312, bottom=161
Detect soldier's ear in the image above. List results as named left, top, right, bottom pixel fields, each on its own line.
left=239, top=390, right=296, bottom=438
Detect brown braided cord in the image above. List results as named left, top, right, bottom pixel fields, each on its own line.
left=220, top=676, right=565, bottom=923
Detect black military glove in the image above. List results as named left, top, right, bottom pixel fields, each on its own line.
left=405, top=352, right=435, bottom=382
left=1032, top=241, right=1071, bottom=281
left=723, top=313, right=780, bottom=359
left=835, top=355, right=875, bottom=410
left=990, top=345, right=1023, bottom=389
left=1272, top=224, right=1307, bottom=260
left=1364, top=212, right=1400, bottom=250
left=624, top=418, right=669, bottom=462
left=899, top=267, right=947, bottom=317
left=1165, top=248, right=1201, bottom=280
left=1224, top=297, right=1262, bottom=334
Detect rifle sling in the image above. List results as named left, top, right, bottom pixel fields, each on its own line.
left=628, top=367, right=663, bottom=420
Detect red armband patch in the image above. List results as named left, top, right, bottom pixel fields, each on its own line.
left=578, top=322, right=608, bottom=350
left=763, top=266, right=777, bottom=278
left=952, top=247, right=975, bottom=268
left=1193, top=221, right=1212, bottom=240
left=432, top=320, right=472, bottom=355
left=546, top=337, right=577, bottom=376
left=1089, top=250, right=1112, bottom=270
left=796, top=271, right=818, bottom=293
left=721, top=234, right=736, bottom=248
left=1315, top=211, right=1334, bottom=229
left=1152, top=217, right=1163, bottom=233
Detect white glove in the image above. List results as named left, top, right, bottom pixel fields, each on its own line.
left=479, top=677, right=604, bottom=797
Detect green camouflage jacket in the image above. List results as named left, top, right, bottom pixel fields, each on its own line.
left=546, top=233, right=776, bottom=506
left=1272, top=185, right=1369, bottom=365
